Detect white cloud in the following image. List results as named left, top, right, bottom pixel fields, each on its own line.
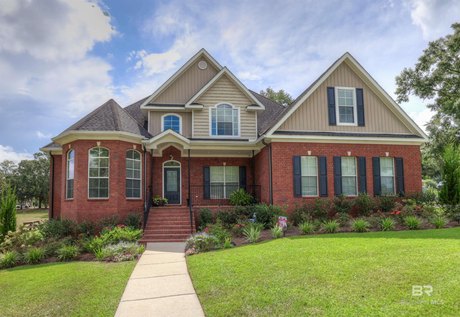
left=36, top=131, right=52, bottom=139
left=0, top=145, right=33, bottom=163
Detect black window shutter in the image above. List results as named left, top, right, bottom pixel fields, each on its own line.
left=327, top=87, right=336, bottom=126
left=372, top=157, right=381, bottom=196
left=293, top=156, right=302, bottom=197
left=356, top=88, right=365, bottom=126
left=203, top=166, right=210, bottom=199
left=395, top=157, right=405, bottom=196
left=333, top=156, right=342, bottom=196
left=358, top=156, right=367, bottom=193
left=239, top=166, right=247, bottom=190
left=318, top=156, right=328, bottom=197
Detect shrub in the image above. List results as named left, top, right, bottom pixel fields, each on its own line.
left=291, top=204, right=313, bottom=225
left=207, top=221, right=231, bottom=247
left=253, top=204, right=285, bottom=229
left=322, top=220, right=340, bottom=233
left=232, top=205, right=254, bottom=220
left=99, top=242, right=144, bottom=262
left=431, top=216, right=447, bottom=229
left=242, top=223, right=262, bottom=243
left=43, top=239, right=66, bottom=257
left=404, top=216, right=422, bottom=230
left=380, top=217, right=395, bottom=231
left=354, top=193, right=374, bottom=216
left=125, top=213, right=142, bottom=229
left=24, top=247, right=45, bottom=264
left=40, top=219, right=77, bottom=239
left=271, top=225, right=283, bottom=239
left=99, top=215, right=119, bottom=229
left=333, top=195, right=353, bottom=214
left=85, top=236, right=105, bottom=254
left=99, top=226, right=142, bottom=245
left=198, top=208, right=213, bottom=230
left=231, top=221, right=248, bottom=237
left=298, top=221, right=315, bottom=235
left=452, top=211, right=460, bottom=224
left=216, top=209, right=238, bottom=228
left=312, top=198, right=331, bottom=221
left=351, top=219, right=371, bottom=232
left=223, top=237, right=233, bottom=249
left=57, top=245, right=79, bottom=261
left=0, top=226, right=44, bottom=253
left=0, top=251, right=19, bottom=268
left=439, top=144, right=460, bottom=205
left=421, top=204, right=444, bottom=219
left=185, top=233, right=219, bottom=253
left=337, top=212, right=351, bottom=226
left=0, top=182, right=16, bottom=237
left=229, top=188, right=254, bottom=206
left=378, top=196, right=396, bottom=212
left=78, top=221, right=96, bottom=237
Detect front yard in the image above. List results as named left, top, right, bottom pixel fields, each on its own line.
left=188, top=227, right=460, bottom=317
left=0, top=261, right=135, bottom=317
left=16, top=209, right=48, bottom=225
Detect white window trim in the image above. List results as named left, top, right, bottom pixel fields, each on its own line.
left=126, top=149, right=142, bottom=200
left=208, top=102, right=241, bottom=138
left=162, top=160, right=181, bottom=205
left=341, top=156, right=358, bottom=197
left=161, top=113, right=182, bottom=134
left=87, top=147, right=110, bottom=200
left=380, top=157, right=396, bottom=195
left=210, top=165, right=239, bottom=199
left=66, top=149, right=74, bottom=200
left=300, top=156, right=319, bottom=197
left=335, top=87, right=358, bottom=126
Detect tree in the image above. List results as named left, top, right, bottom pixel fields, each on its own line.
left=15, top=153, right=49, bottom=208
left=395, top=23, right=460, bottom=179
left=0, top=182, right=17, bottom=237
left=439, top=144, right=460, bottom=205
left=259, top=87, right=293, bottom=106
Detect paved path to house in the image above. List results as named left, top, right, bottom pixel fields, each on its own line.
left=115, top=242, right=205, bottom=317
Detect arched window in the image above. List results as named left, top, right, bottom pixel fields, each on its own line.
left=88, top=147, right=109, bottom=199
left=66, top=150, right=75, bottom=199
left=162, top=114, right=181, bottom=134
left=126, top=150, right=141, bottom=199
left=210, top=104, right=239, bottom=136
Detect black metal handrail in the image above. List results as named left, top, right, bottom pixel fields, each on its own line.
left=189, top=184, right=261, bottom=207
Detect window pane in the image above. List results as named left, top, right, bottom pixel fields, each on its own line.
left=301, top=176, right=317, bottom=196
left=342, top=176, right=357, bottom=195
left=301, top=156, right=317, bottom=176
left=210, top=167, right=224, bottom=182
left=225, top=167, right=239, bottom=183
left=89, top=168, right=98, bottom=177
left=380, top=158, right=394, bottom=176
left=339, top=106, right=354, bottom=123
left=126, top=159, right=134, bottom=169
left=341, top=157, right=356, bottom=176
left=99, top=168, right=109, bottom=177
left=381, top=176, right=395, bottom=195
left=166, top=170, right=178, bottom=191
left=212, top=104, right=238, bottom=136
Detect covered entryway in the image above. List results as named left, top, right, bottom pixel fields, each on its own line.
left=163, top=160, right=181, bottom=204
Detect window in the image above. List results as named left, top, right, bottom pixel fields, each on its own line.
left=336, top=87, right=356, bottom=125
left=126, top=150, right=141, bottom=199
left=210, top=166, right=239, bottom=199
left=66, top=150, right=74, bottom=199
left=162, top=114, right=181, bottom=134
left=211, top=104, right=239, bottom=136
left=380, top=157, right=395, bottom=195
left=88, top=147, right=109, bottom=199
left=301, top=156, right=318, bottom=196
left=341, top=157, right=357, bottom=196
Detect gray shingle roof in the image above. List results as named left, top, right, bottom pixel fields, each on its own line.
left=63, top=99, right=151, bottom=138
left=124, top=97, right=148, bottom=129
left=250, top=90, right=286, bottom=135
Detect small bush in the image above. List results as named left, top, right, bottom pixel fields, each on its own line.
left=185, top=233, right=219, bottom=253
left=24, top=247, right=45, bottom=264
left=333, top=195, right=353, bottom=214
left=207, top=221, right=231, bottom=247
left=322, top=220, right=340, bottom=233
left=216, top=209, right=238, bottom=228
left=421, top=204, right=444, bottom=219
left=229, top=188, right=254, bottom=206
left=379, top=196, right=396, bottom=212
left=99, top=225, right=142, bottom=245
left=291, top=204, right=313, bottom=225
left=298, top=221, right=315, bottom=235
left=85, top=236, right=104, bottom=254
left=354, top=193, right=374, bottom=216
left=125, top=213, right=142, bottom=229
left=431, top=216, right=447, bottom=229
left=0, top=182, right=17, bottom=237
left=223, top=237, right=233, bottom=249
left=198, top=208, right=213, bottom=230
left=404, top=216, right=422, bottom=230
left=253, top=204, right=285, bottom=229
left=43, top=239, right=65, bottom=257
left=242, top=223, right=262, bottom=243
left=0, top=251, right=19, bottom=268
left=271, top=225, right=283, bottom=239
left=0, top=227, right=44, bottom=253
left=99, top=215, right=119, bottom=229
left=337, top=212, right=351, bottom=226
left=57, top=245, right=79, bottom=261
left=78, top=221, right=96, bottom=237
left=99, top=242, right=144, bottom=262
left=351, top=219, right=371, bottom=232
left=40, top=219, right=77, bottom=239
left=380, top=217, right=395, bottom=231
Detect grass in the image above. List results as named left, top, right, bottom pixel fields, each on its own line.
left=16, top=209, right=48, bottom=225
left=0, top=261, right=135, bottom=317
left=187, top=228, right=460, bottom=317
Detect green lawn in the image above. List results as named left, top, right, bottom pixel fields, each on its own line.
left=0, top=261, right=135, bottom=317
left=16, top=209, right=48, bottom=225
left=187, top=228, right=460, bottom=317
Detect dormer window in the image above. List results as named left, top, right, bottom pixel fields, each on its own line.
left=210, top=103, right=239, bottom=136
left=162, top=114, right=181, bottom=134
left=336, top=87, right=357, bottom=125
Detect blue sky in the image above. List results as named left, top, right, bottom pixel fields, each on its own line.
left=0, top=0, right=459, bottom=162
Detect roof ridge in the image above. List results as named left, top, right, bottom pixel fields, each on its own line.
left=118, top=102, right=151, bottom=136
left=249, top=90, right=285, bottom=108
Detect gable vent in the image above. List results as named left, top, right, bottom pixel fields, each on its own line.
left=198, top=60, right=208, bottom=70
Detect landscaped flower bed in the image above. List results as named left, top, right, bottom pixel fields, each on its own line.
left=0, top=213, right=144, bottom=269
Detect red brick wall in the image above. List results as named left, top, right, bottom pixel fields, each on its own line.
left=270, top=142, right=422, bottom=210
left=254, top=146, right=270, bottom=204
left=51, top=154, right=62, bottom=219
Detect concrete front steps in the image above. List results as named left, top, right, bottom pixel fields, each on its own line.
left=140, top=206, right=196, bottom=243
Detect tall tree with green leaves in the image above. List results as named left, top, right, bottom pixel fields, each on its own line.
left=259, top=87, right=293, bottom=106
left=0, top=182, right=17, bottom=237
left=395, top=23, right=460, bottom=179
left=439, top=144, right=460, bottom=205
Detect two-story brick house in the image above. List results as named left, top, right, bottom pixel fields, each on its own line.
left=41, top=49, right=427, bottom=241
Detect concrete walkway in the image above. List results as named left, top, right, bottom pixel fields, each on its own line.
left=115, top=243, right=205, bottom=317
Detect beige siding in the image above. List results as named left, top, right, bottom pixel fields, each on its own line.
left=193, top=75, right=257, bottom=139
left=149, top=111, right=192, bottom=137
left=153, top=56, right=219, bottom=104
left=278, top=63, right=413, bottom=134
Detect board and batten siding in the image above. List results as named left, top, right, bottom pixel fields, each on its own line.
left=193, top=75, right=257, bottom=140
left=149, top=111, right=192, bottom=137
left=278, top=62, right=413, bottom=134
left=153, top=57, right=219, bottom=104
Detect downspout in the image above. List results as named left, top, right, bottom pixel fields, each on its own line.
left=188, top=149, right=193, bottom=234
left=49, top=154, right=54, bottom=219
left=262, top=140, right=273, bottom=205
left=143, top=146, right=147, bottom=211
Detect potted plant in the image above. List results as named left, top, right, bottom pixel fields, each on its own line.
left=152, top=195, right=168, bottom=206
